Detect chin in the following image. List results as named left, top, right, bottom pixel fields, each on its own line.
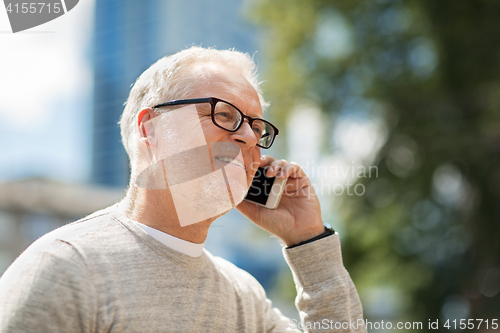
left=211, top=210, right=231, bottom=221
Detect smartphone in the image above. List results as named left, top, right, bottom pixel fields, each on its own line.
left=244, top=167, right=287, bottom=209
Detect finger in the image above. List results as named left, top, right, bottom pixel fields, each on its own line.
left=277, top=161, right=306, bottom=180
left=267, top=159, right=288, bottom=177
left=282, top=177, right=312, bottom=196
left=259, top=155, right=275, bottom=168
left=296, top=183, right=317, bottom=198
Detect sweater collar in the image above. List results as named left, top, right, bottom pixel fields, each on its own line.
left=132, top=221, right=205, bottom=257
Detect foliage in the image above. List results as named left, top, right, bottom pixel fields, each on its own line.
left=252, top=0, right=500, bottom=328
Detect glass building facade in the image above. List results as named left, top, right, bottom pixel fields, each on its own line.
left=92, top=0, right=260, bottom=187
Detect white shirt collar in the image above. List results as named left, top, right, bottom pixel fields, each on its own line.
left=133, top=221, right=205, bottom=257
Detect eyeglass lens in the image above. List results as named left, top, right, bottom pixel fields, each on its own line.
left=213, top=101, right=275, bottom=148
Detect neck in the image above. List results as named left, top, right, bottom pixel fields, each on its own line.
left=119, top=185, right=214, bottom=244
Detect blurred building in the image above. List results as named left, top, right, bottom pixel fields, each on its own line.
left=92, top=0, right=261, bottom=187
left=0, top=178, right=124, bottom=276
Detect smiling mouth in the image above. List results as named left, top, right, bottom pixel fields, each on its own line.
left=215, top=156, right=245, bottom=170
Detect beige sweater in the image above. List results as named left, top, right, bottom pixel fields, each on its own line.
left=0, top=205, right=365, bottom=332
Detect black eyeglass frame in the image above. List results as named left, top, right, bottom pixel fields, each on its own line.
left=152, top=97, right=279, bottom=149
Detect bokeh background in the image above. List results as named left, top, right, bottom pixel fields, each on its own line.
left=1, top=0, right=499, bottom=331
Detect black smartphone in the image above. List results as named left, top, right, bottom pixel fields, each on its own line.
left=244, top=167, right=286, bottom=209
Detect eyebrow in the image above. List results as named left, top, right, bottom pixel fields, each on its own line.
left=226, top=99, right=263, bottom=118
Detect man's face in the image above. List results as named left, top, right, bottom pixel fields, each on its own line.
left=134, top=63, right=264, bottom=226
left=184, top=63, right=263, bottom=187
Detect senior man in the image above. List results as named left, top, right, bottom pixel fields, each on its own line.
left=0, top=47, right=366, bottom=332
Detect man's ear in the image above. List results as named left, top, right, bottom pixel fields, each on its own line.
left=137, top=108, right=157, bottom=148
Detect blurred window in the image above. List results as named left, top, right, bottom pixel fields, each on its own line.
left=0, top=212, right=16, bottom=243
left=22, top=214, right=60, bottom=242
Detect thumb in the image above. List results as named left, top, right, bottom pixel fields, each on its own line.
left=236, top=199, right=260, bottom=221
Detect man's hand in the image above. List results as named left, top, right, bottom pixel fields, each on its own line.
left=236, top=155, right=325, bottom=247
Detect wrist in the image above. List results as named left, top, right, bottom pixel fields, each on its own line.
left=285, top=225, right=335, bottom=248
left=282, top=224, right=329, bottom=247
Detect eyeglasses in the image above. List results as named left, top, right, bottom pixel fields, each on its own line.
left=152, top=97, right=279, bottom=149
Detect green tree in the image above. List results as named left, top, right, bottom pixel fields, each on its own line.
left=253, top=0, right=500, bottom=329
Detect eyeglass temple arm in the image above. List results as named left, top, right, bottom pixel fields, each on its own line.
left=152, top=97, right=213, bottom=109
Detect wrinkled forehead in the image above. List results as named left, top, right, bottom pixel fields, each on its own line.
left=186, top=63, right=263, bottom=118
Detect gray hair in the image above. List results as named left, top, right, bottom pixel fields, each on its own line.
left=119, top=46, right=268, bottom=177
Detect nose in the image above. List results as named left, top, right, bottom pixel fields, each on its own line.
left=231, top=119, right=258, bottom=148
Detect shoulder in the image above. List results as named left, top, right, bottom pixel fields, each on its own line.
left=0, top=205, right=121, bottom=293
left=0, top=215, right=104, bottom=332
left=30, top=205, right=122, bottom=254
left=52, top=204, right=122, bottom=243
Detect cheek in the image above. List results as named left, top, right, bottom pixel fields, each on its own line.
left=200, top=119, right=225, bottom=142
